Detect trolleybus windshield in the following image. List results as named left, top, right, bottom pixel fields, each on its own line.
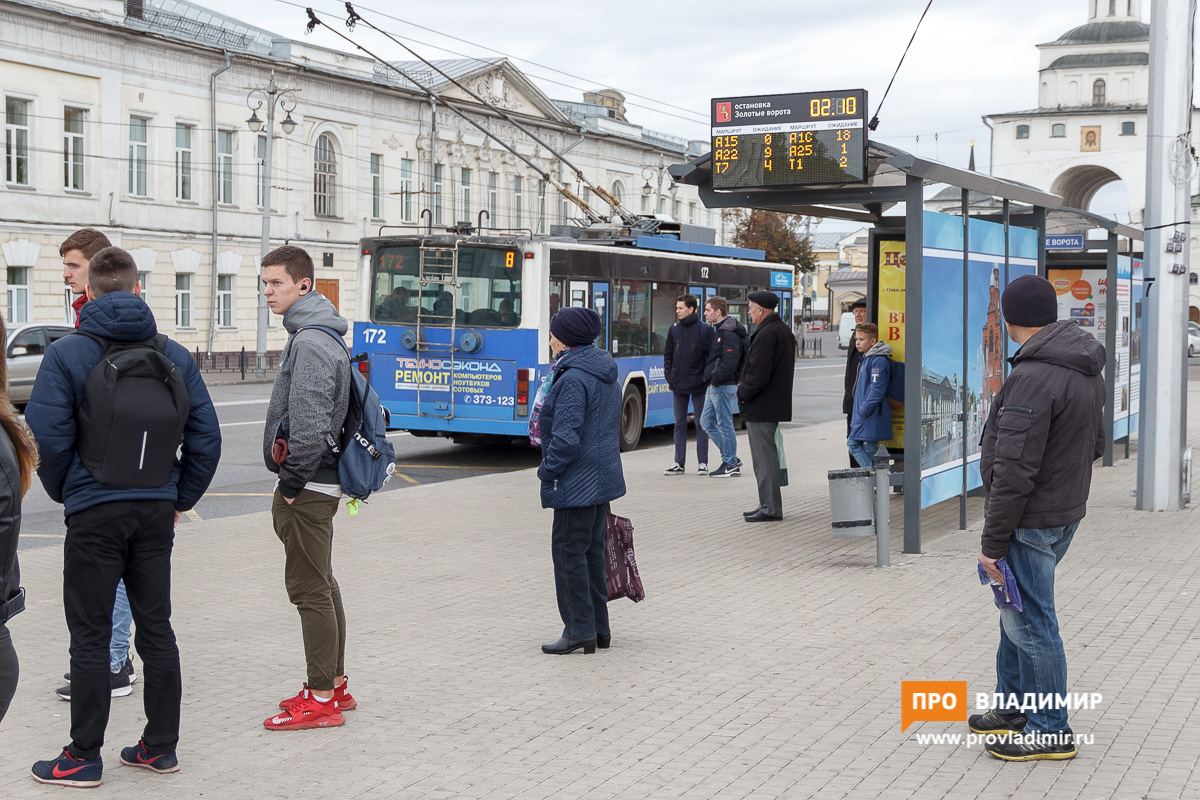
left=371, top=246, right=522, bottom=328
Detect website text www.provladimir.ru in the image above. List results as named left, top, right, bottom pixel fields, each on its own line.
left=914, top=731, right=1096, bottom=749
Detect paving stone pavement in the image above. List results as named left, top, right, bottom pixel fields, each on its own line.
left=1, top=393, right=1198, bottom=800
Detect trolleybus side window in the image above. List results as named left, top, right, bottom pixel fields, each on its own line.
left=372, top=245, right=521, bottom=328
left=650, top=282, right=687, bottom=356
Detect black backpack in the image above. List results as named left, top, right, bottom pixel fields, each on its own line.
left=75, top=332, right=191, bottom=488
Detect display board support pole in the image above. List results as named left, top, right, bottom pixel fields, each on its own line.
left=1033, top=207, right=1047, bottom=277
left=1104, top=232, right=1118, bottom=467
left=960, top=189, right=969, bottom=530
left=903, top=174, right=924, bottom=553
left=1002, top=200, right=1011, bottom=367
left=1138, top=0, right=1191, bottom=511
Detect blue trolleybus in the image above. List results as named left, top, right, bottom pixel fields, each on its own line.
left=354, top=231, right=794, bottom=450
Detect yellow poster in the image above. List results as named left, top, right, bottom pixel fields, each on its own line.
left=877, top=240, right=906, bottom=450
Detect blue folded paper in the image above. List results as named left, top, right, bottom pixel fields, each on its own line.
left=978, top=559, right=1023, bottom=612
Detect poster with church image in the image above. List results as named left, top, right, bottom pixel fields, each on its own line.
left=919, top=211, right=1038, bottom=510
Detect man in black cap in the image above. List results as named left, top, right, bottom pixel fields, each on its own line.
left=842, top=298, right=869, bottom=466
left=737, top=291, right=795, bottom=522
left=968, top=274, right=1105, bottom=762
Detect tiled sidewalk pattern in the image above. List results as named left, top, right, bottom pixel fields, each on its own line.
left=1, top=393, right=1197, bottom=800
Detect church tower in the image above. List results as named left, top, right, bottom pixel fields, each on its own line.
left=985, top=1, right=1200, bottom=320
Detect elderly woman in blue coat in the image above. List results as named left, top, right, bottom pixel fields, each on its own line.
left=536, top=307, right=627, bottom=654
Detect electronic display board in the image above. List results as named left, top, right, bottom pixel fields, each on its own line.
left=711, top=90, right=868, bottom=190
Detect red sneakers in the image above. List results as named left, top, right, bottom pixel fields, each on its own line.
left=279, top=678, right=356, bottom=711
left=263, top=692, right=345, bottom=731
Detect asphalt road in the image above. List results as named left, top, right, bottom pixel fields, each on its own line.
left=13, top=336, right=843, bottom=550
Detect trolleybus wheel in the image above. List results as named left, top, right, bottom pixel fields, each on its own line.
left=619, top=386, right=644, bottom=452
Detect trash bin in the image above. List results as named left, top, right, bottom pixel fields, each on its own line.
left=828, top=468, right=875, bottom=538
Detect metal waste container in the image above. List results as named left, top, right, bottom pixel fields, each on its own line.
left=828, top=468, right=874, bottom=537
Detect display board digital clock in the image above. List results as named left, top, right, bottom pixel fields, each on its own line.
left=711, top=90, right=868, bottom=190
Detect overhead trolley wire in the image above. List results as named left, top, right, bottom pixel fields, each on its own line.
left=868, top=0, right=934, bottom=133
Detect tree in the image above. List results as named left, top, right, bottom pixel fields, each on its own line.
left=724, top=209, right=816, bottom=273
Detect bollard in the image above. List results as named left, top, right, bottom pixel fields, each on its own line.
left=240, top=346, right=246, bottom=380
left=874, top=443, right=891, bottom=567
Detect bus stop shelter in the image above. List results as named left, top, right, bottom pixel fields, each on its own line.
left=671, top=141, right=1143, bottom=553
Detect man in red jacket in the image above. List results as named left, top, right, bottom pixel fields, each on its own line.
left=60, top=228, right=111, bottom=329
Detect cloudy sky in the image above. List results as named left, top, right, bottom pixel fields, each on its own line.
left=193, top=0, right=1139, bottom=225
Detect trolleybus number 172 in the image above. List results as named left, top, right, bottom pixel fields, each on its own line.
left=362, top=327, right=388, bottom=344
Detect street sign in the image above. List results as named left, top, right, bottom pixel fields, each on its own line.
left=1045, top=234, right=1085, bottom=251
left=711, top=90, right=868, bottom=190
left=801, top=272, right=813, bottom=291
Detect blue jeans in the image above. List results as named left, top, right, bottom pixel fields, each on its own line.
left=846, top=439, right=879, bottom=468
left=110, top=580, right=133, bottom=672
left=995, top=522, right=1078, bottom=734
left=700, top=384, right=738, bottom=467
left=672, top=390, right=709, bottom=466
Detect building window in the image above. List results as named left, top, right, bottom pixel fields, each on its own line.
left=255, top=133, right=268, bottom=209
left=611, top=180, right=624, bottom=210
left=6, top=267, right=28, bottom=323
left=513, top=176, right=523, bottom=228
left=63, top=286, right=76, bottom=324
left=432, top=163, right=443, bottom=226
left=217, top=130, right=233, bottom=204
left=1092, top=79, right=1106, bottom=106
left=673, top=198, right=681, bottom=221
left=400, top=158, right=413, bottom=221
left=640, top=193, right=649, bottom=213
left=370, top=153, right=382, bottom=219
left=175, top=123, right=193, bottom=201
left=138, top=271, right=150, bottom=305
left=689, top=202, right=696, bottom=224
left=1016, top=124, right=1030, bottom=139
left=460, top=167, right=471, bottom=222
left=5, top=98, right=29, bottom=186
left=1191, top=272, right=1198, bottom=286
left=175, top=273, right=192, bottom=328
left=128, top=116, right=148, bottom=196
left=488, top=172, right=498, bottom=225
left=314, top=133, right=338, bottom=217
left=1051, top=123, right=1066, bottom=138
left=1121, top=121, right=1136, bottom=136
left=217, top=275, right=233, bottom=327
left=64, top=108, right=85, bottom=191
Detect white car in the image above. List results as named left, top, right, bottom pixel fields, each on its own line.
left=1188, top=322, right=1200, bottom=357
left=837, top=312, right=858, bottom=349
left=5, top=323, right=77, bottom=408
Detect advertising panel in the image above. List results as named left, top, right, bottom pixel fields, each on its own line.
left=920, top=212, right=1038, bottom=509
left=386, top=355, right=517, bottom=420
left=877, top=239, right=906, bottom=450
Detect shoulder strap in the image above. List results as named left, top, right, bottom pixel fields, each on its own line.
left=75, top=330, right=159, bottom=353
left=297, top=325, right=351, bottom=358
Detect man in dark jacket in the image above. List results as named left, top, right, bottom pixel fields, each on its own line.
left=538, top=307, right=626, bottom=654
left=259, top=246, right=355, bottom=731
left=842, top=298, right=868, bottom=465
left=26, top=247, right=220, bottom=785
left=662, top=294, right=710, bottom=474
left=699, top=296, right=747, bottom=477
left=968, top=275, right=1104, bottom=763
left=737, top=291, right=795, bottom=522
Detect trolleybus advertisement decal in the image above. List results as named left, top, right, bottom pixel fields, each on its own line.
left=388, top=356, right=517, bottom=412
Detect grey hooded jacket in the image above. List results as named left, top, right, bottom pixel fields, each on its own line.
left=262, top=292, right=351, bottom=499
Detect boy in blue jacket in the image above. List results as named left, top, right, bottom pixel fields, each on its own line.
left=26, top=247, right=220, bottom=786
left=848, top=323, right=893, bottom=468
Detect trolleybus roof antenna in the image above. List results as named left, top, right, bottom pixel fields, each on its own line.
left=343, top=3, right=642, bottom=230
left=305, top=7, right=614, bottom=231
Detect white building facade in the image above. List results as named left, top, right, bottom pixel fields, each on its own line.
left=985, top=0, right=1200, bottom=319
left=1, top=0, right=719, bottom=354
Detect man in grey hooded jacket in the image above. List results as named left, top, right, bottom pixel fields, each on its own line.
left=259, top=246, right=355, bottom=731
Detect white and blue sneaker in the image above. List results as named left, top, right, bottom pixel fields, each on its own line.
left=664, top=463, right=685, bottom=475
left=710, top=462, right=741, bottom=478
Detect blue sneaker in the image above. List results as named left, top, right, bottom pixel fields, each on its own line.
left=710, top=462, right=741, bottom=478
left=31, top=749, right=103, bottom=787
left=120, top=740, right=179, bottom=774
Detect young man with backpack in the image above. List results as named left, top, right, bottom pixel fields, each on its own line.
left=56, top=227, right=140, bottom=704
left=26, top=247, right=220, bottom=786
left=259, top=245, right=357, bottom=731
left=847, top=322, right=894, bottom=468
left=699, top=296, right=747, bottom=478
left=663, top=294, right=711, bottom=474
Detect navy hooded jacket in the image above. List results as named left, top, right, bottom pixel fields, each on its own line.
left=849, top=341, right=894, bottom=442
left=25, top=291, right=221, bottom=517
left=536, top=345, right=627, bottom=509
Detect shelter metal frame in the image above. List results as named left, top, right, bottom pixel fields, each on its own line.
left=671, top=141, right=1143, bottom=553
